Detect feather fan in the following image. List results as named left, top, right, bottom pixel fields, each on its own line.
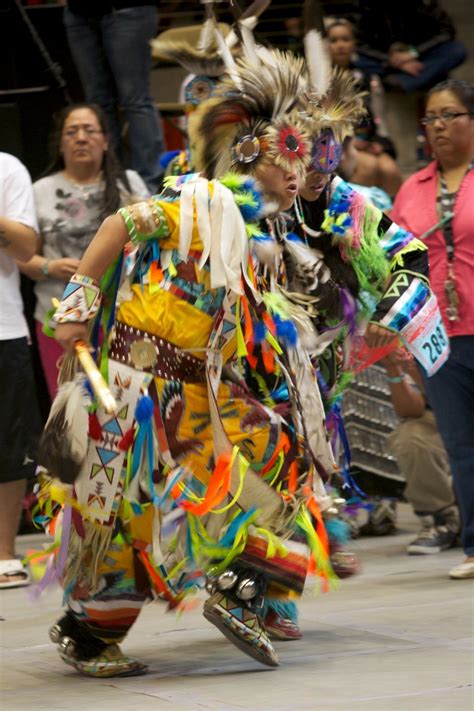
left=38, top=375, right=91, bottom=485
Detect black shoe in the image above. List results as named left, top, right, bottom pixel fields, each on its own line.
left=407, top=525, right=457, bottom=555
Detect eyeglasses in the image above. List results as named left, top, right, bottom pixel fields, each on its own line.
left=421, top=111, right=474, bottom=126
left=62, top=126, right=104, bottom=138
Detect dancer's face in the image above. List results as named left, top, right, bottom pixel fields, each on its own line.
left=299, top=170, right=330, bottom=202
left=254, top=160, right=301, bottom=210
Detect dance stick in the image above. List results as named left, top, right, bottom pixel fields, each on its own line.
left=74, top=339, right=117, bottom=415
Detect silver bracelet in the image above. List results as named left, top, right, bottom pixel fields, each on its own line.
left=41, top=259, right=50, bottom=278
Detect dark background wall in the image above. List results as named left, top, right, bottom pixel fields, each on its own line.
left=1, top=0, right=472, bottom=180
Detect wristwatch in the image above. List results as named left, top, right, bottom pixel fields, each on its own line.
left=41, top=259, right=50, bottom=277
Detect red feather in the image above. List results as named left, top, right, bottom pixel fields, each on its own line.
left=88, top=412, right=103, bottom=441
left=119, top=427, right=135, bottom=451
left=211, top=105, right=250, bottom=128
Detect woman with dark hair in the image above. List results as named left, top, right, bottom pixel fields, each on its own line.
left=391, top=79, right=474, bottom=579
left=19, top=104, right=149, bottom=399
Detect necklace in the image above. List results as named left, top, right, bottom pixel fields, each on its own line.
left=294, top=196, right=322, bottom=241
left=63, top=171, right=104, bottom=199
left=437, top=159, right=474, bottom=321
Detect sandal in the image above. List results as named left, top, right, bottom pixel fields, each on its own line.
left=0, top=559, right=30, bottom=589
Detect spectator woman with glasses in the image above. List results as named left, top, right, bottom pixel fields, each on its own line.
left=19, top=104, right=149, bottom=399
left=391, top=79, right=474, bottom=580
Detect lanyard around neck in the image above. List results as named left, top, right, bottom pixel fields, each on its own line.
left=438, top=159, right=473, bottom=261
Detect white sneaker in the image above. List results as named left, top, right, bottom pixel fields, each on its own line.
left=449, top=560, right=474, bottom=580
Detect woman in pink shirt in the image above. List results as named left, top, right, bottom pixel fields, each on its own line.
left=392, top=79, right=474, bottom=580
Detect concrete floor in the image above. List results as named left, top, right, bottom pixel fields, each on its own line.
left=0, top=505, right=473, bottom=711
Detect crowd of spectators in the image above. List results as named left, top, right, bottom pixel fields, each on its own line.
left=0, top=1, right=472, bottom=586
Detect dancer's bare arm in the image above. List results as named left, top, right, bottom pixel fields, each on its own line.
left=55, top=214, right=128, bottom=353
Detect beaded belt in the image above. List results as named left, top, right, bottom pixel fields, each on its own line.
left=109, top=321, right=206, bottom=383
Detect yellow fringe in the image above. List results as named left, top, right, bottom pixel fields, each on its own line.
left=389, top=238, right=427, bottom=271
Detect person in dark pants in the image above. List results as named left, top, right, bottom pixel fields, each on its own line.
left=382, top=351, right=459, bottom=555
left=392, top=80, right=474, bottom=579
left=0, top=153, right=41, bottom=589
left=350, top=0, right=467, bottom=93
left=63, top=1, right=164, bottom=192
left=314, top=0, right=466, bottom=94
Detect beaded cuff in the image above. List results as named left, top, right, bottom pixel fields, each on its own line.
left=54, top=274, right=101, bottom=324
left=118, top=199, right=170, bottom=245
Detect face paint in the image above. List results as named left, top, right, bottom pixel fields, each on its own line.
left=310, top=129, right=343, bottom=173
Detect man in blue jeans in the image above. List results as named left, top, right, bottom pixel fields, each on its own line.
left=64, top=1, right=164, bottom=192
left=422, top=337, right=474, bottom=579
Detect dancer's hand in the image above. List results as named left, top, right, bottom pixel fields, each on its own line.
left=55, top=322, right=89, bottom=353
left=401, top=59, right=424, bottom=76
left=365, top=323, right=397, bottom=350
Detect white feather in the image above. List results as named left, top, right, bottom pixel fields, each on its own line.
left=214, top=26, right=243, bottom=91
left=226, top=0, right=268, bottom=49
left=304, top=29, right=331, bottom=97
left=45, top=375, right=91, bottom=464
left=252, top=238, right=282, bottom=268
left=255, top=45, right=278, bottom=68
left=239, top=23, right=260, bottom=65
left=197, top=17, right=215, bottom=52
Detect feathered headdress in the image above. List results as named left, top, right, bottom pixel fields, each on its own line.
left=299, top=0, right=366, bottom=171
left=307, top=68, right=367, bottom=143
left=189, top=49, right=312, bottom=179
left=151, top=0, right=271, bottom=107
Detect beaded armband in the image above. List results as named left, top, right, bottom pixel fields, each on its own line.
left=118, top=198, right=170, bottom=245
left=53, top=274, right=101, bottom=324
